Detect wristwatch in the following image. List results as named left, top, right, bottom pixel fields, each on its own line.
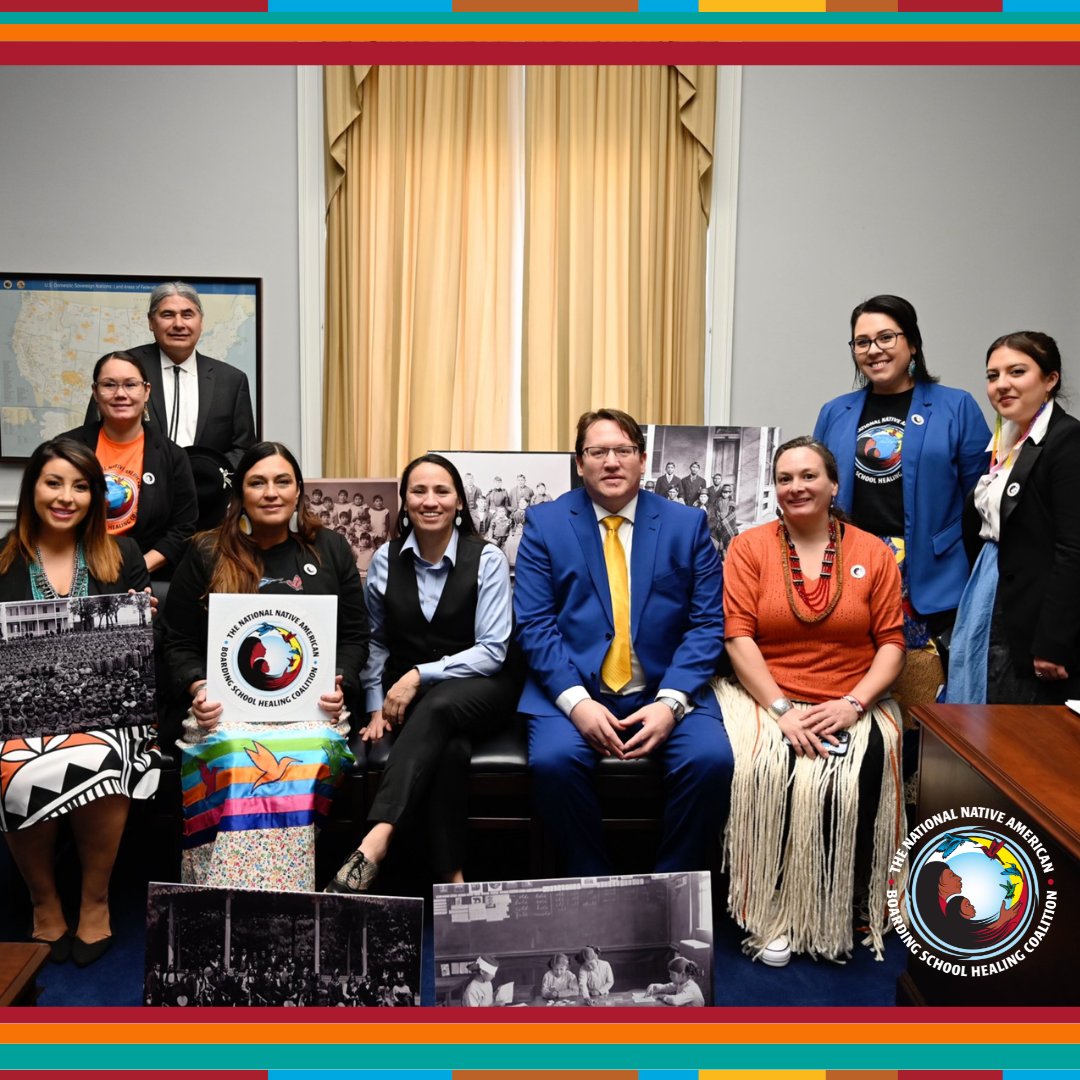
left=656, top=696, right=686, bottom=724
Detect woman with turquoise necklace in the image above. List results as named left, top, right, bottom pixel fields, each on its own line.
left=0, top=438, right=159, bottom=966
left=948, top=331, right=1080, bottom=704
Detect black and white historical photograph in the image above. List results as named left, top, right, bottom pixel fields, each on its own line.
left=303, top=477, right=399, bottom=577
left=644, top=425, right=781, bottom=559
left=433, top=872, right=713, bottom=1007
left=0, top=592, right=154, bottom=740
left=144, top=883, right=424, bottom=1007
left=430, top=450, right=577, bottom=571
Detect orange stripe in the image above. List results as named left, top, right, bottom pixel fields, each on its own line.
left=1, top=1022, right=1076, bottom=1044
left=2, top=23, right=1078, bottom=41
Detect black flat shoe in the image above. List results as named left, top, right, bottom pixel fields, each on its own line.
left=32, top=931, right=74, bottom=964
left=71, top=934, right=113, bottom=968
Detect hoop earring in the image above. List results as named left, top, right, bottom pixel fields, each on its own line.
left=289, top=506, right=300, bottom=534
left=239, top=512, right=253, bottom=536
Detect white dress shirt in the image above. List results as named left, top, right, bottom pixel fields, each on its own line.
left=160, top=350, right=200, bottom=447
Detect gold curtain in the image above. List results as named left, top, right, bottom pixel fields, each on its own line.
left=522, top=66, right=715, bottom=450
left=323, top=65, right=520, bottom=475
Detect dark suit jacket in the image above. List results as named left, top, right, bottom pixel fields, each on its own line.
left=963, top=403, right=1080, bottom=674
left=84, top=343, right=256, bottom=467
left=0, top=536, right=149, bottom=602
left=513, top=486, right=725, bottom=717
left=62, top=420, right=198, bottom=575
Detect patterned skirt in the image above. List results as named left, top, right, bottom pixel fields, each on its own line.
left=0, top=725, right=161, bottom=832
left=178, top=716, right=353, bottom=892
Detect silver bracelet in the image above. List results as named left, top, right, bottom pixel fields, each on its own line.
left=767, top=697, right=794, bottom=720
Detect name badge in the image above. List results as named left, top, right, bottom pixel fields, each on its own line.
left=303, top=563, right=318, bottom=576
left=910, top=414, right=925, bottom=426
left=1006, top=482, right=1020, bottom=498
left=142, top=472, right=155, bottom=485
left=851, top=565, right=866, bottom=579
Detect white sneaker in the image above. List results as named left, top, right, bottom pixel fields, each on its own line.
left=760, top=935, right=791, bottom=967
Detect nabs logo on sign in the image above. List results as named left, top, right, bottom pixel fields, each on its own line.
left=888, top=808, right=1056, bottom=978
left=207, top=595, right=338, bottom=723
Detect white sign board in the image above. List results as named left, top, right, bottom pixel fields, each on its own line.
left=206, top=594, right=337, bottom=723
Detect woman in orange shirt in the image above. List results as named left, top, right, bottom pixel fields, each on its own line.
left=716, top=436, right=906, bottom=966
left=63, top=351, right=197, bottom=581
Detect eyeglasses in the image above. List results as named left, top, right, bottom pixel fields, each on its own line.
left=581, top=445, right=640, bottom=461
left=95, top=379, right=148, bottom=395
left=849, top=330, right=906, bottom=354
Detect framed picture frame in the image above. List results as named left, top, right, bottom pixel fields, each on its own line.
left=0, top=273, right=262, bottom=462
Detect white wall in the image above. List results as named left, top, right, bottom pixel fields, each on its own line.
left=0, top=66, right=300, bottom=504
left=730, top=67, right=1080, bottom=439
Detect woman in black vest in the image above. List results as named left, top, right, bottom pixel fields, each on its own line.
left=327, top=454, right=518, bottom=893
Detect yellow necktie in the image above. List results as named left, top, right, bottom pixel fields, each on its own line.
left=600, top=515, right=632, bottom=692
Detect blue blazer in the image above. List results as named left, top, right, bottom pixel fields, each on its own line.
left=813, top=381, right=990, bottom=616
left=513, top=487, right=724, bottom=718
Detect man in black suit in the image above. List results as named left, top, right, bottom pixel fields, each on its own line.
left=84, top=281, right=256, bottom=467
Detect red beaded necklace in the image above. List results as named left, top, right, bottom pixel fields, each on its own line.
left=780, top=517, right=844, bottom=623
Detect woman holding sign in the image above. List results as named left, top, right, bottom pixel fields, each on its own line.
left=161, top=441, right=368, bottom=890
left=0, top=438, right=159, bottom=966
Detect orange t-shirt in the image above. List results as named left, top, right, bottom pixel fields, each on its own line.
left=722, top=520, right=905, bottom=703
left=96, top=428, right=145, bottom=536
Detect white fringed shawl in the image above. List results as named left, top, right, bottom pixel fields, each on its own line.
left=714, top=677, right=906, bottom=962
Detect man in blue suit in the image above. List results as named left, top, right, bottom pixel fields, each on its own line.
left=514, top=407, right=733, bottom=874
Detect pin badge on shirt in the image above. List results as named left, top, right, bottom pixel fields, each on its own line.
left=143, top=472, right=155, bottom=485
left=1006, top=482, right=1020, bottom=497
left=851, top=565, right=867, bottom=579
left=910, top=414, right=925, bottom=426
left=303, top=563, right=318, bottom=576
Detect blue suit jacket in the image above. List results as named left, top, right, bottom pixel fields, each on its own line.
left=813, top=381, right=990, bottom=615
left=513, top=487, right=724, bottom=718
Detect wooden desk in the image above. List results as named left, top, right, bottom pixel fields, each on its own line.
left=0, top=943, right=50, bottom=1007
left=900, top=703, right=1080, bottom=1006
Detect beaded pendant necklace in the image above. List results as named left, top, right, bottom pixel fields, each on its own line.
left=780, top=516, right=844, bottom=624
left=30, top=543, right=89, bottom=601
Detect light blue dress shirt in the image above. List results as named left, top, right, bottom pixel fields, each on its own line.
left=360, top=530, right=512, bottom=714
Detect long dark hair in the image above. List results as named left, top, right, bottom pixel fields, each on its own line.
left=396, top=453, right=477, bottom=540
left=206, top=441, right=320, bottom=595
left=0, top=437, right=122, bottom=582
left=849, top=294, right=938, bottom=387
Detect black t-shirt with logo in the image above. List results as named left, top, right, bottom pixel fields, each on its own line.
left=851, top=388, right=914, bottom=538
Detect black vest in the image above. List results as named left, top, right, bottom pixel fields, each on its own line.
left=382, top=536, right=483, bottom=689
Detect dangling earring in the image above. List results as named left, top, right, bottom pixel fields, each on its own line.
left=455, top=511, right=462, bottom=528
left=289, top=505, right=300, bottom=534
left=143, top=405, right=150, bottom=423
left=907, top=358, right=916, bottom=378
left=398, top=510, right=411, bottom=534
left=239, top=512, right=253, bottom=536
left=775, top=506, right=784, bottom=520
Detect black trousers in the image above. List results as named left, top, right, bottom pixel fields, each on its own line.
left=368, top=669, right=520, bottom=877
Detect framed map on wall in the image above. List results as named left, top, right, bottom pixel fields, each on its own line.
left=0, top=273, right=261, bottom=461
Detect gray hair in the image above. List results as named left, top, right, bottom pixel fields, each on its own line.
left=148, top=281, right=203, bottom=317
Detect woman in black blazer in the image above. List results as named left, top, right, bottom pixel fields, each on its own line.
left=948, top=331, right=1080, bottom=704
left=0, top=438, right=159, bottom=966
left=63, top=350, right=198, bottom=580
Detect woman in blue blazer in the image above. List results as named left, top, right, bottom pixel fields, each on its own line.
left=814, top=295, right=990, bottom=653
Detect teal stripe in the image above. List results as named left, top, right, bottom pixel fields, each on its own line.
left=5, top=9, right=1080, bottom=20
left=9, top=1044, right=1080, bottom=1071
